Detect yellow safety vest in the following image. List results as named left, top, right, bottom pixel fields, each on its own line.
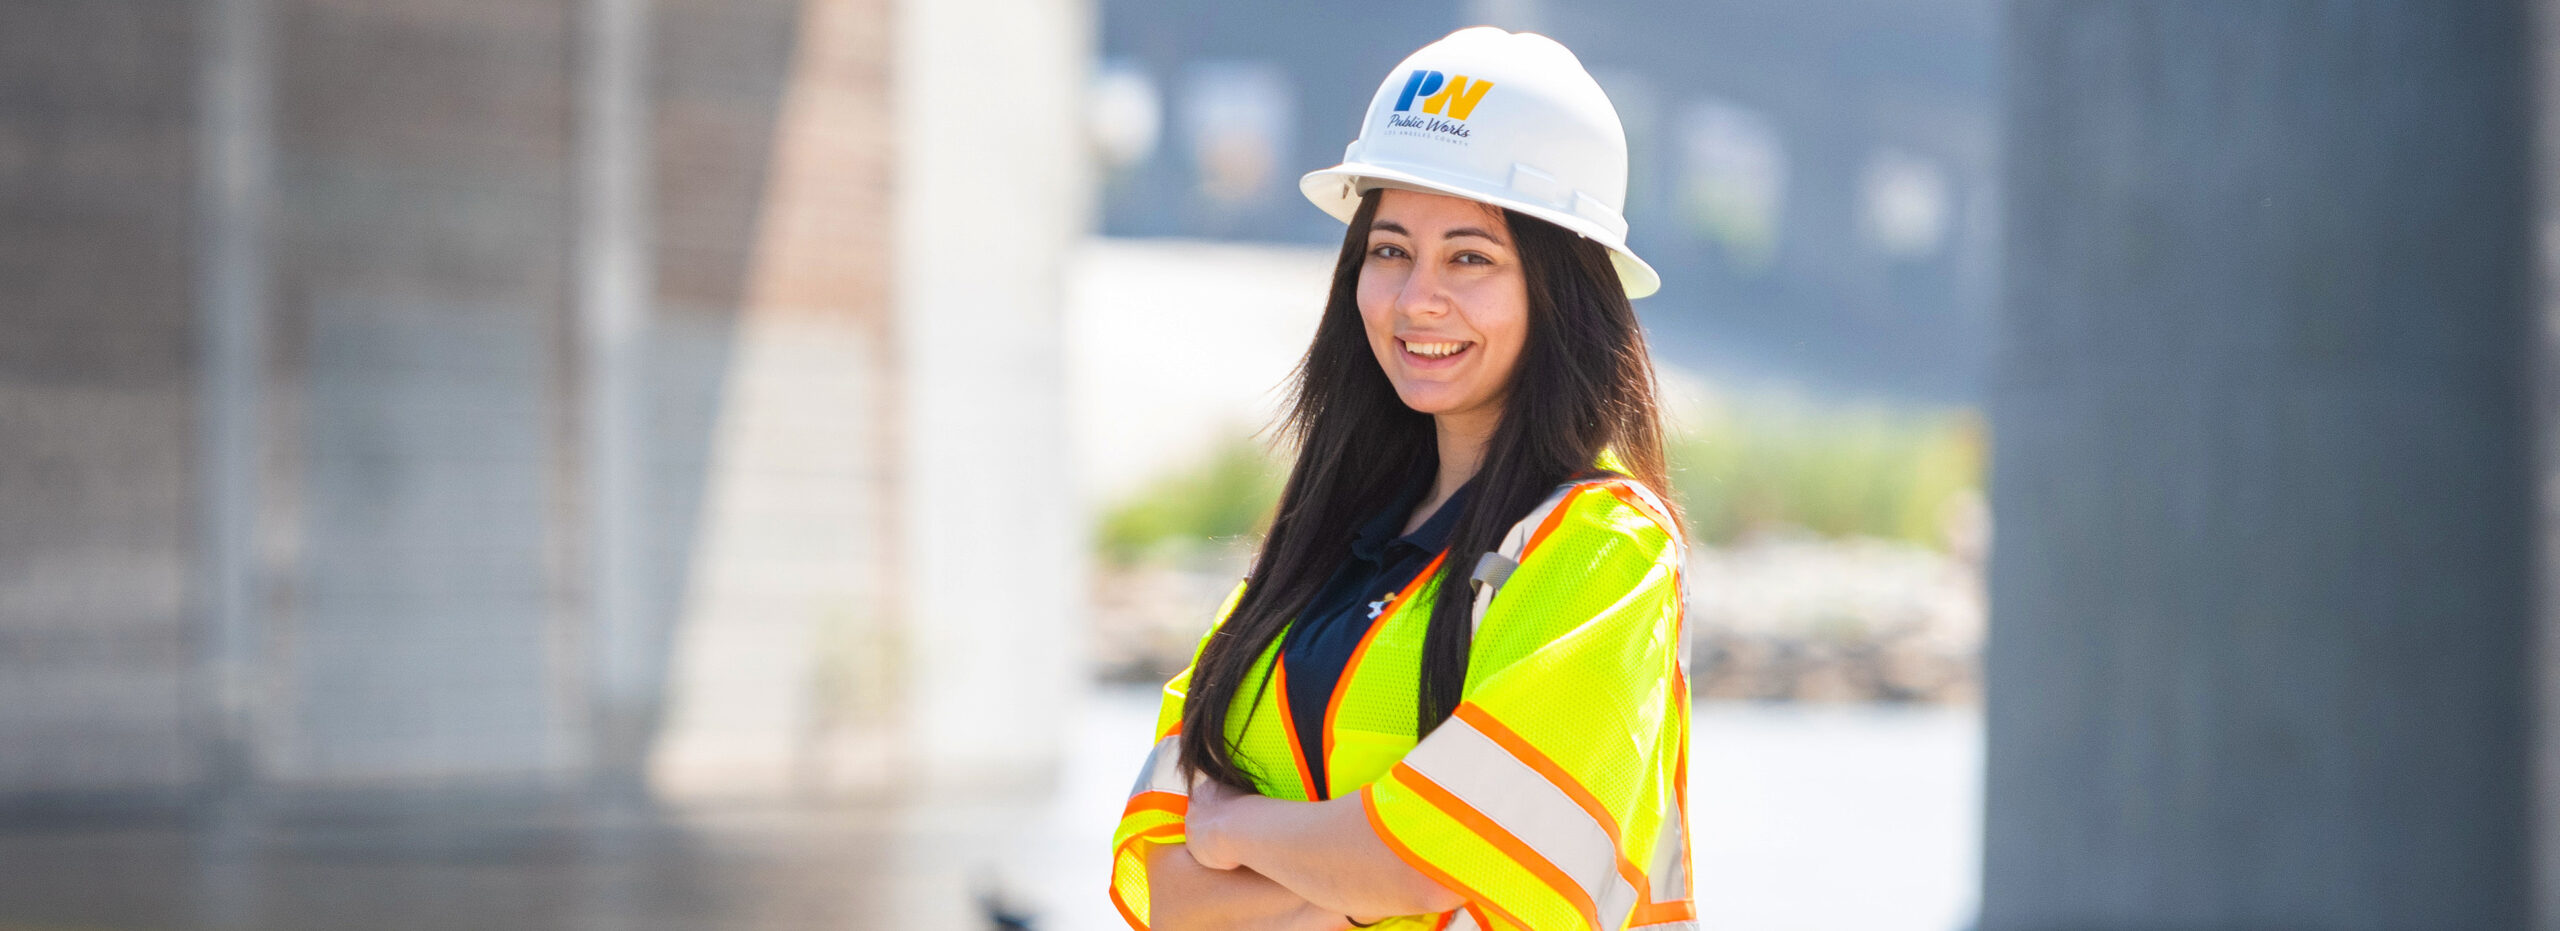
left=1110, top=468, right=1695, bottom=931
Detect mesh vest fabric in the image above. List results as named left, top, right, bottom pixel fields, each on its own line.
left=1109, top=477, right=1694, bottom=931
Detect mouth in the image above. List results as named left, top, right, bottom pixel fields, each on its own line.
left=1399, top=337, right=1474, bottom=365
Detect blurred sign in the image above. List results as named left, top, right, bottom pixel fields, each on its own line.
left=1862, top=147, right=1952, bottom=259
left=1181, top=61, right=1295, bottom=206
left=1677, top=98, right=1789, bottom=274
left=1090, top=59, right=1164, bottom=170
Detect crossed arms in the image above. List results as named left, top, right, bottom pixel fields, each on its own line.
left=1146, top=772, right=1466, bottom=929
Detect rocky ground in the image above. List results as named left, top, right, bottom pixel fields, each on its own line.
left=1092, top=531, right=1985, bottom=704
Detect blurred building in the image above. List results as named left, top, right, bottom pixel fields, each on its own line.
left=1090, top=0, right=1999, bottom=402
left=0, top=0, right=1085, bottom=807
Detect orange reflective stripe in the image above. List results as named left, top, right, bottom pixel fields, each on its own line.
left=1391, top=762, right=1602, bottom=930
left=1271, top=658, right=1321, bottom=799
left=1120, top=790, right=1188, bottom=820
left=1450, top=703, right=1660, bottom=908
left=1324, top=550, right=1447, bottom=770
left=1522, top=483, right=1598, bottom=556
left=1629, top=899, right=1697, bottom=925
left=1600, top=479, right=1681, bottom=544
left=1362, top=782, right=1541, bottom=931
left=1675, top=738, right=1688, bottom=820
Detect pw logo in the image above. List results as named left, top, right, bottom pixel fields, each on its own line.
left=1394, top=70, right=1495, bottom=120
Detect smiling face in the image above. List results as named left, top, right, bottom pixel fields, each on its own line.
left=1357, top=188, right=1531, bottom=431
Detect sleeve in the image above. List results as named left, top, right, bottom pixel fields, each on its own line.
left=1107, top=577, right=1248, bottom=930
left=1358, top=482, right=1697, bottom=931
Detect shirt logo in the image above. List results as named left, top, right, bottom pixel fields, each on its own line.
left=1367, top=592, right=1397, bottom=619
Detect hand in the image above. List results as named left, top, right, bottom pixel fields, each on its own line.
left=1184, top=770, right=1258, bottom=871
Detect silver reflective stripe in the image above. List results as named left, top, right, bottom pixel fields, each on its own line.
left=1466, top=550, right=1519, bottom=640
left=1598, top=875, right=1642, bottom=930
left=1442, top=909, right=1481, bottom=931
left=1402, top=713, right=1640, bottom=926
left=1647, top=796, right=1688, bottom=902
left=1126, top=733, right=1187, bottom=799
left=1629, top=920, right=1697, bottom=930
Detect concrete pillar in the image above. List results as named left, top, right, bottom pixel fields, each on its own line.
left=197, top=0, right=275, bottom=791
left=643, top=0, right=902, bottom=799
left=1987, top=4, right=2537, bottom=928
left=892, top=0, right=1090, bottom=788
left=574, top=0, right=651, bottom=790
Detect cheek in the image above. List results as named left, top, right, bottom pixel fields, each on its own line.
left=1354, top=267, right=1395, bottom=323
left=1464, top=286, right=1531, bottom=377
left=1490, top=311, right=1529, bottom=363
left=1481, top=327, right=1526, bottom=392
left=1355, top=274, right=1399, bottom=344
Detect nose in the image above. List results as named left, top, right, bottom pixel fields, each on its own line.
left=1393, top=251, right=1453, bottom=320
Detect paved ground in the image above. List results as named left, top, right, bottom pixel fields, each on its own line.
left=0, top=798, right=1034, bottom=931
left=0, top=688, right=1980, bottom=931
left=0, top=687, right=1149, bottom=931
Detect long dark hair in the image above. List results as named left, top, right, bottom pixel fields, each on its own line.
left=1177, top=188, right=1674, bottom=791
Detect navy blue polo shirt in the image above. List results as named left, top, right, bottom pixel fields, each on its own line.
left=1276, top=469, right=1474, bottom=800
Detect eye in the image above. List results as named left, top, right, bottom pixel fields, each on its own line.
left=1369, top=243, right=1410, bottom=260
left=1455, top=250, right=1494, bottom=266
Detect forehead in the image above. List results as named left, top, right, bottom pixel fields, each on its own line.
left=1370, top=187, right=1509, bottom=234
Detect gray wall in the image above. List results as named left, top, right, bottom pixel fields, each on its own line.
left=1987, top=3, right=2537, bottom=927
left=263, top=0, right=585, bottom=785
left=0, top=1, right=209, bottom=798
left=0, top=0, right=895, bottom=798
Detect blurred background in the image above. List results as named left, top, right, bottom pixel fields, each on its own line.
left=9, top=0, right=2552, bottom=929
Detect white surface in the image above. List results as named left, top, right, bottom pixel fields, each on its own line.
left=895, top=0, right=1090, bottom=781
left=1064, top=238, right=1336, bottom=503
left=1689, top=702, right=1982, bottom=931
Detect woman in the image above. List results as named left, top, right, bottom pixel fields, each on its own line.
left=1111, top=27, right=1693, bottom=931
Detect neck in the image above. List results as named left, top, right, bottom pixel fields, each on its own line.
left=1418, top=407, right=1497, bottom=521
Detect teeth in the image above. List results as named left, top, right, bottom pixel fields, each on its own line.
left=1404, top=340, right=1465, bottom=358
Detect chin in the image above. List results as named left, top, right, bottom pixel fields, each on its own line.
left=1391, top=386, right=1470, bottom=416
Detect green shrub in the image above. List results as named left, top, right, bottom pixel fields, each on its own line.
left=1094, top=399, right=1986, bottom=564
left=1668, top=400, right=1983, bottom=548
left=1096, top=431, right=1287, bottom=566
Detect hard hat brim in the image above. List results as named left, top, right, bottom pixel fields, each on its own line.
left=1300, top=162, right=1662, bottom=300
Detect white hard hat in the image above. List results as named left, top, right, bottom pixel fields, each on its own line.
left=1301, top=27, right=1660, bottom=299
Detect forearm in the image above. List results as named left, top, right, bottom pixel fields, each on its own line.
left=1212, top=791, right=1466, bottom=922
left=1145, top=840, right=1346, bottom=931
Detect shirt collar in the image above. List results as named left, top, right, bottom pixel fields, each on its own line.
left=1349, top=470, right=1475, bottom=563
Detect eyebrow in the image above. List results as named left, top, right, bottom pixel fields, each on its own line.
left=1368, top=220, right=1509, bottom=247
